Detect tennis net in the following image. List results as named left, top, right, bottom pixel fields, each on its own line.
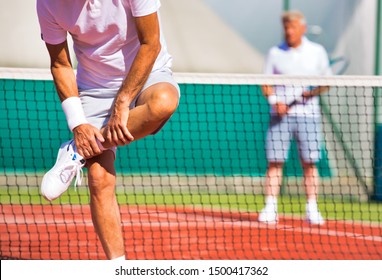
left=0, top=68, right=381, bottom=260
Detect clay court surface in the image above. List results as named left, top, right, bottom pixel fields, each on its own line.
left=1, top=204, right=381, bottom=260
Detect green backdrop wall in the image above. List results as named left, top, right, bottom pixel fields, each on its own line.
left=0, top=79, right=332, bottom=177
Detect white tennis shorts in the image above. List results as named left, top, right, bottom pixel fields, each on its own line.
left=79, top=69, right=180, bottom=131
left=266, top=115, right=322, bottom=163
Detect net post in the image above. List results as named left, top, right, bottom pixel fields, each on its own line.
left=373, top=84, right=382, bottom=202
left=373, top=0, right=382, bottom=202
left=375, top=115, right=382, bottom=201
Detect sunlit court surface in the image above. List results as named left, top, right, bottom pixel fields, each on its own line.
left=1, top=204, right=381, bottom=260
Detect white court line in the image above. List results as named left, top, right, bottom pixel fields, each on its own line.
left=2, top=207, right=381, bottom=243
left=120, top=211, right=382, bottom=243
left=124, top=207, right=382, bottom=228
left=119, top=219, right=382, bottom=243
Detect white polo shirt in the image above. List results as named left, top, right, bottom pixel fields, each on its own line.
left=37, top=0, right=172, bottom=90
left=264, top=37, right=332, bottom=117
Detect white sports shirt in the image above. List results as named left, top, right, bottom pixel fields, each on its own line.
left=37, top=0, right=172, bottom=90
left=264, top=37, right=332, bottom=117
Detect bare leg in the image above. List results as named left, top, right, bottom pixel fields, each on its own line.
left=87, top=83, right=179, bottom=259
left=258, top=162, right=284, bottom=223
left=102, top=83, right=179, bottom=147
left=302, top=162, right=324, bottom=224
left=265, top=162, right=284, bottom=197
left=302, top=162, right=319, bottom=201
left=87, top=150, right=125, bottom=259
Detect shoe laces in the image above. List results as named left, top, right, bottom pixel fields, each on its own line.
left=59, top=157, right=84, bottom=189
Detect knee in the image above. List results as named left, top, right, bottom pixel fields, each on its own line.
left=88, top=169, right=116, bottom=199
left=148, top=88, right=179, bottom=121
left=302, top=162, right=317, bottom=174
left=268, top=162, right=283, bottom=169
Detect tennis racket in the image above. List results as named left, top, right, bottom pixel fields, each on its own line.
left=267, top=91, right=306, bottom=110
left=286, top=56, right=348, bottom=107
left=287, top=93, right=306, bottom=107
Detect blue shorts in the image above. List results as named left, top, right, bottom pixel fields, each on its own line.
left=266, top=115, right=322, bottom=163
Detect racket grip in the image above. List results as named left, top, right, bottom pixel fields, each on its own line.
left=287, top=94, right=305, bottom=107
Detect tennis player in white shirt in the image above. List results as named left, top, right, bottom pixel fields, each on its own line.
left=259, top=10, right=331, bottom=225
left=37, top=0, right=180, bottom=259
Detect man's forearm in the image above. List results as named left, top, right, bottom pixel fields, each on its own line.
left=115, top=42, right=160, bottom=107
left=304, top=86, right=330, bottom=98
left=51, top=65, right=89, bottom=131
left=51, top=64, right=79, bottom=102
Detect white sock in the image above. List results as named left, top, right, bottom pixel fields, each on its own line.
left=307, top=199, right=318, bottom=211
left=265, top=196, right=277, bottom=209
left=112, top=255, right=125, bottom=261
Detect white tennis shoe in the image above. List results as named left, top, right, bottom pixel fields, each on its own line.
left=41, top=140, right=85, bottom=201
left=258, top=206, right=278, bottom=223
left=306, top=202, right=325, bottom=225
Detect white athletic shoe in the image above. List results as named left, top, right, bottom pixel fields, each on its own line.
left=258, top=206, right=278, bottom=223
left=306, top=203, right=325, bottom=225
left=41, top=140, right=85, bottom=201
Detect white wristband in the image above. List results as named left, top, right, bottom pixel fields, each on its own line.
left=61, top=97, right=88, bottom=131
left=267, top=95, right=278, bottom=105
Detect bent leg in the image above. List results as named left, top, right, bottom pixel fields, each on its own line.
left=131, top=82, right=179, bottom=139
left=102, top=82, right=179, bottom=147
left=86, top=150, right=125, bottom=259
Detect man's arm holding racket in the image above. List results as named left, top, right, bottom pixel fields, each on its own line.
left=287, top=86, right=330, bottom=107
left=262, top=85, right=288, bottom=116
left=262, top=85, right=330, bottom=117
